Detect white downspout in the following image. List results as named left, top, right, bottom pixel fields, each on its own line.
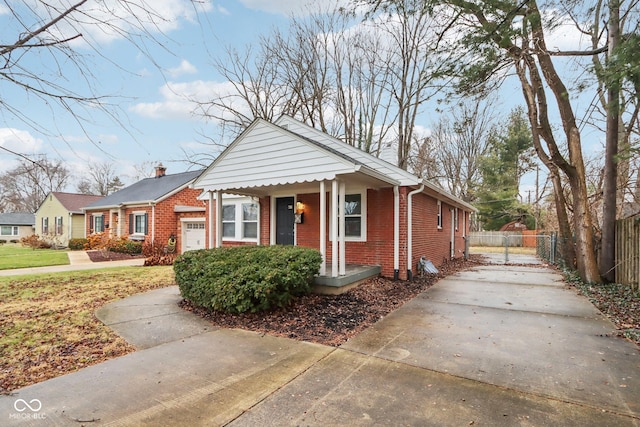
left=253, top=196, right=261, bottom=246
left=393, top=186, right=400, bottom=280
left=319, top=180, right=326, bottom=276
left=151, top=203, right=156, bottom=245
left=407, top=185, right=424, bottom=280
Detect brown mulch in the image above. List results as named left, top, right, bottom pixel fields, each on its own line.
left=86, top=250, right=144, bottom=262
left=179, top=255, right=485, bottom=347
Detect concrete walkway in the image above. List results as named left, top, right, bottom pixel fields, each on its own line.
left=2, top=255, right=639, bottom=426
left=0, top=251, right=144, bottom=277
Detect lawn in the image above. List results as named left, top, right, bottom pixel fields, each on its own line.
left=0, top=244, right=70, bottom=270
left=0, top=266, right=175, bottom=392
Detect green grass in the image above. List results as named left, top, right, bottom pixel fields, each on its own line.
left=0, top=266, right=175, bottom=392
left=0, top=244, right=70, bottom=270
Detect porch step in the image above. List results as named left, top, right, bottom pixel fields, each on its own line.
left=312, top=265, right=381, bottom=295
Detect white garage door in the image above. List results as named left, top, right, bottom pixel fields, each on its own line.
left=183, top=222, right=205, bottom=252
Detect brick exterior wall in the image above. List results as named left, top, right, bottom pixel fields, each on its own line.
left=85, top=187, right=205, bottom=254
left=203, top=187, right=470, bottom=280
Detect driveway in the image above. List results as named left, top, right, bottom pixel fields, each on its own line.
left=2, top=256, right=639, bottom=426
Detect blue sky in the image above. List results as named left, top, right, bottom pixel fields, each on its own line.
left=0, top=0, right=602, bottom=198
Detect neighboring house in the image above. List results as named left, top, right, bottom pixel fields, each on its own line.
left=35, top=192, right=104, bottom=247
left=0, top=213, right=35, bottom=241
left=192, top=115, right=477, bottom=281
left=82, top=165, right=205, bottom=254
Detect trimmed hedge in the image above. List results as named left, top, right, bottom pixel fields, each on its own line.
left=174, top=245, right=322, bottom=314
left=68, top=238, right=88, bottom=250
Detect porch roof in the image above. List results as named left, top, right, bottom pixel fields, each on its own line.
left=192, top=118, right=402, bottom=196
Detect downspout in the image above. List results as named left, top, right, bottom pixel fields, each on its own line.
left=407, top=185, right=424, bottom=281
left=150, top=202, right=156, bottom=245
left=393, top=186, right=399, bottom=280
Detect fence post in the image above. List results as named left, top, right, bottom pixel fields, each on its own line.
left=464, top=236, right=469, bottom=260
left=550, top=233, right=556, bottom=264
left=504, top=235, right=509, bottom=263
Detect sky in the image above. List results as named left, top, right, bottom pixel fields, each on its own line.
left=0, top=0, right=603, bottom=199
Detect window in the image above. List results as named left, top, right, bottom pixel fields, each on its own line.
left=128, top=212, right=147, bottom=235
left=0, top=226, right=18, bottom=236
left=222, top=205, right=236, bottom=238
left=55, top=216, right=63, bottom=235
left=93, top=215, right=104, bottom=233
left=42, top=217, right=49, bottom=235
left=344, top=194, right=362, bottom=237
left=242, top=203, right=258, bottom=238
left=221, top=201, right=259, bottom=241
left=437, top=201, right=442, bottom=229
left=330, top=190, right=367, bottom=241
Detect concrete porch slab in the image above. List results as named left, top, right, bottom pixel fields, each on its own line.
left=312, top=264, right=381, bottom=294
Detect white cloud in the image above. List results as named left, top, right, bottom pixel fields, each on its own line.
left=237, top=0, right=350, bottom=16
left=168, top=60, right=198, bottom=78
left=130, top=79, right=246, bottom=122
left=0, top=128, right=43, bottom=155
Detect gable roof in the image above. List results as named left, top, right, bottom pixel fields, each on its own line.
left=84, top=170, right=203, bottom=210
left=0, top=212, right=35, bottom=226
left=193, top=116, right=476, bottom=212
left=52, top=192, right=104, bottom=214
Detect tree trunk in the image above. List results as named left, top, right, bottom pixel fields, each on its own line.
left=600, top=0, right=620, bottom=282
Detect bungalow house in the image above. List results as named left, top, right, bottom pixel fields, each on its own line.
left=82, top=165, right=205, bottom=254
left=35, top=192, right=104, bottom=247
left=192, top=115, right=476, bottom=285
left=0, top=213, right=35, bottom=241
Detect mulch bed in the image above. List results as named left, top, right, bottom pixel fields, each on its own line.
left=180, top=255, right=486, bottom=346
left=86, top=250, right=145, bottom=262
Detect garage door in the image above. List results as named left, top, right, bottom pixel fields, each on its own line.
left=183, top=222, right=205, bottom=252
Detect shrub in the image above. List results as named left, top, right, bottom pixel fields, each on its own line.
left=109, top=237, right=143, bottom=255
left=85, top=232, right=109, bottom=250
left=0, top=240, right=6, bottom=244
left=9, top=239, right=18, bottom=244
left=174, top=245, right=322, bottom=314
left=68, top=238, right=88, bottom=250
left=20, top=234, right=51, bottom=249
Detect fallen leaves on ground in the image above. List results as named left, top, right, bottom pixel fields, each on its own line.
left=180, top=256, right=485, bottom=347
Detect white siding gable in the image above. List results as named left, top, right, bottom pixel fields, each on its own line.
left=193, top=120, right=364, bottom=192
left=276, top=115, right=420, bottom=186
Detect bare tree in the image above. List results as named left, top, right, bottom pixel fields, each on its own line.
left=1, top=1, right=203, bottom=158
left=75, top=161, right=125, bottom=195
left=0, top=156, right=70, bottom=212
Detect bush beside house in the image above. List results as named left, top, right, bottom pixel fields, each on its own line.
left=174, top=245, right=322, bottom=314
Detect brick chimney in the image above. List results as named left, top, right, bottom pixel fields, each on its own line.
left=155, top=163, right=166, bottom=178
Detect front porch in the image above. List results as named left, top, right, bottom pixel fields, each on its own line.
left=312, top=264, right=381, bottom=295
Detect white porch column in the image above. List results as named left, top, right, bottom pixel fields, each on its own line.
left=319, top=180, right=326, bottom=276
left=214, top=191, right=223, bottom=248
left=331, top=180, right=338, bottom=277
left=255, top=197, right=261, bottom=246
left=339, top=181, right=346, bottom=276
left=208, top=191, right=214, bottom=248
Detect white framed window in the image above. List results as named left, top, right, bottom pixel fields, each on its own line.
left=93, top=214, right=104, bottom=233
left=330, top=190, right=367, bottom=242
left=55, top=216, right=63, bottom=235
left=437, top=201, right=442, bottom=229
left=129, top=211, right=149, bottom=236
left=222, top=201, right=259, bottom=241
left=0, top=226, right=18, bottom=236
left=42, top=217, right=49, bottom=235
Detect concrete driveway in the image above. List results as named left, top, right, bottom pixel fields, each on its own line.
left=2, top=257, right=639, bottom=426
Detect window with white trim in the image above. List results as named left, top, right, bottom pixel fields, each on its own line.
left=0, top=226, right=18, bottom=236
left=437, top=201, right=442, bottom=229
left=222, top=201, right=259, bottom=241
left=93, top=215, right=104, bottom=233
left=330, top=190, right=367, bottom=241
left=55, top=216, right=63, bottom=235
left=42, top=217, right=49, bottom=235
left=133, top=213, right=147, bottom=234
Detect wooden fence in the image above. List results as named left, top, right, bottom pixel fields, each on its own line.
left=615, top=215, right=640, bottom=291
left=469, top=231, right=539, bottom=247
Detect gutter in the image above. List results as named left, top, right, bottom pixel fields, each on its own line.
left=407, top=184, right=425, bottom=280
left=393, top=186, right=400, bottom=280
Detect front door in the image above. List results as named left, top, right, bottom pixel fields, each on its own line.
left=276, top=197, right=295, bottom=245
